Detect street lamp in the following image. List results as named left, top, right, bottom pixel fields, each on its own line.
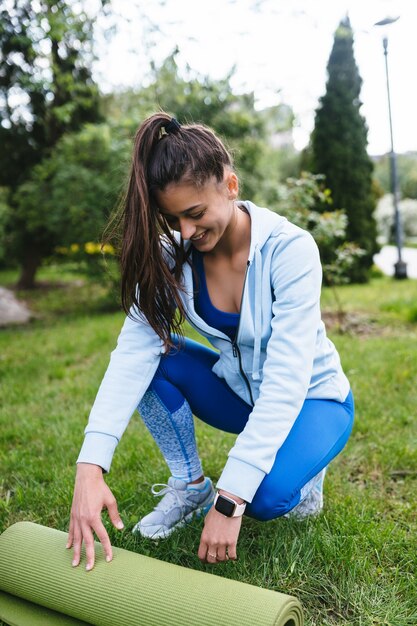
left=374, top=16, right=407, bottom=279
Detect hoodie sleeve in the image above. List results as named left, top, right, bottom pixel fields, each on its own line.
left=216, top=230, right=322, bottom=502
left=77, top=308, right=164, bottom=472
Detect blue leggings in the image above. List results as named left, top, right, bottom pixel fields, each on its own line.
left=138, top=337, right=354, bottom=521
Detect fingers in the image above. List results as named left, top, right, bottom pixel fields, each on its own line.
left=71, top=523, right=83, bottom=568
left=198, top=539, right=215, bottom=563
left=197, top=539, right=207, bottom=562
left=206, top=548, right=218, bottom=564
left=82, top=523, right=96, bottom=571
left=226, top=543, right=237, bottom=561
left=206, top=545, right=234, bottom=563
left=198, top=541, right=233, bottom=564
left=198, top=507, right=241, bottom=564
left=69, top=519, right=96, bottom=571
left=215, top=545, right=228, bottom=562
left=93, top=520, right=113, bottom=564
left=68, top=520, right=112, bottom=570
left=66, top=519, right=74, bottom=549
left=67, top=472, right=125, bottom=570
left=106, top=495, right=124, bottom=531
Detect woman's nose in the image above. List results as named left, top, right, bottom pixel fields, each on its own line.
left=179, top=219, right=195, bottom=240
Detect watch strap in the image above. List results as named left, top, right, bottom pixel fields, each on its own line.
left=214, top=492, right=246, bottom=517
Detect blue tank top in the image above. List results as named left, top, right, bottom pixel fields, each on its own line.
left=193, top=250, right=240, bottom=341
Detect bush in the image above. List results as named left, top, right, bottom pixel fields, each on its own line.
left=270, top=173, right=365, bottom=286
left=53, top=241, right=120, bottom=294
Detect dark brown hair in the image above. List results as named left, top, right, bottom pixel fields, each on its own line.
left=109, top=112, right=233, bottom=349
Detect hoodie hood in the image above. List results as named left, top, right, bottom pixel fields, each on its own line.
left=239, top=200, right=288, bottom=261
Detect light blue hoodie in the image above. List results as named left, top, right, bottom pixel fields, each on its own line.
left=77, top=201, right=350, bottom=503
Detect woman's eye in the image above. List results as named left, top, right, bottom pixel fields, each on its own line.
left=191, top=211, right=205, bottom=219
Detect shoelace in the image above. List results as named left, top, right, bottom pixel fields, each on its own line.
left=150, top=483, right=190, bottom=514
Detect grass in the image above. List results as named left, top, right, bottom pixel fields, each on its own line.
left=1, top=266, right=417, bottom=625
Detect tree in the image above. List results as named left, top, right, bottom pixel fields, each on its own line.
left=311, top=16, right=378, bottom=281
left=101, top=51, right=269, bottom=200
left=13, top=123, right=129, bottom=250
left=0, top=0, right=102, bottom=287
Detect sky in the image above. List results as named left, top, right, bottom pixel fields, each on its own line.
left=93, top=0, right=417, bottom=156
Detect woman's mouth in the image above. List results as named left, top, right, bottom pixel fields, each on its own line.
left=191, top=231, right=208, bottom=242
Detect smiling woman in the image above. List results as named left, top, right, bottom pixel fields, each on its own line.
left=156, top=176, right=240, bottom=252
left=68, top=111, right=354, bottom=572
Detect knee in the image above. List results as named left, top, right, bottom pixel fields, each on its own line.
left=246, top=483, right=298, bottom=521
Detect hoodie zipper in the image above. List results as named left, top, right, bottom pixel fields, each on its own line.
left=232, top=341, right=254, bottom=406
left=188, top=257, right=255, bottom=407
left=232, top=260, right=254, bottom=406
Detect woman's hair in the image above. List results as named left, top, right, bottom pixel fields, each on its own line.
left=108, top=111, right=234, bottom=349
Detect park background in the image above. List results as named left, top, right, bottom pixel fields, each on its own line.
left=1, top=1, right=416, bottom=625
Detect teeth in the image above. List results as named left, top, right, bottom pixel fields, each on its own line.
left=192, top=232, right=206, bottom=241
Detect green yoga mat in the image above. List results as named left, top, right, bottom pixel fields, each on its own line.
left=0, top=522, right=303, bottom=626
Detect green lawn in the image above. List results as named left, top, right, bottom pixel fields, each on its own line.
left=1, top=267, right=416, bottom=626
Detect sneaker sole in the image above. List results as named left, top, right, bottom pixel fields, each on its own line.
left=133, top=500, right=213, bottom=540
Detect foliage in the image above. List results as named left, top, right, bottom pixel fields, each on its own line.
left=267, top=172, right=365, bottom=288
left=0, top=0, right=102, bottom=188
left=2, top=42, right=299, bottom=286
left=311, top=17, right=378, bottom=282
left=254, top=145, right=301, bottom=203
left=373, top=152, right=417, bottom=200
left=0, top=0, right=103, bottom=286
left=11, top=123, right=129, bottom=287
left=101, top=51, right=272, bottom=200
left=54, top=240, right=119, bottom=294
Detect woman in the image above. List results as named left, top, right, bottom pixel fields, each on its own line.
left=67, top=113, right=354, bottom=570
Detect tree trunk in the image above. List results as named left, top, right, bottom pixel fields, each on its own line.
left=17, top=247, right=42, bottom=289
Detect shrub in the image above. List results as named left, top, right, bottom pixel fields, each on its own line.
left=270, top=173, right=365, bottom=286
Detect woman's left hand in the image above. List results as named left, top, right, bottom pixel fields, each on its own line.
left=198, top=505, right=242, bottom=564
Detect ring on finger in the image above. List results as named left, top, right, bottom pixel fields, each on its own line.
left=208, top=552, right=217, bottom=559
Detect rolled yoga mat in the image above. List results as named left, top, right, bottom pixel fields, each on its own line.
left=0, top=522, right=303, bottom=626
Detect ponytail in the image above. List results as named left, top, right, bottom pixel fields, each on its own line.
left=107, top=112, right=233, bottom=349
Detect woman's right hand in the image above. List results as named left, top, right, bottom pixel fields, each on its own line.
left=66, top=462, right=124, bottom=571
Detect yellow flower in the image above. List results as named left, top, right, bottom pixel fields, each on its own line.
left=70, top=243, right=80, bottom=253
left=85, top=242, right=98, bottom=254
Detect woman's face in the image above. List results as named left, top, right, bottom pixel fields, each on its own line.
left=155, top=171, right=239, bottom=252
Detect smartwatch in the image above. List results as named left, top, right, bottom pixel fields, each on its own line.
left=214, top=492, right=246, bottom=517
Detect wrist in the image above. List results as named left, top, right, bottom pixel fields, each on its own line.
left=76, top=462, right=104, bottom=477
left=214, top=491, right=246, bottom=518
left=218, top=489, right=245, bottom=505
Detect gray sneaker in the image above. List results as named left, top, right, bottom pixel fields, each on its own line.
left=133, top=476, right=215, bottom=539
left=285, top=468, right=326, bottom=520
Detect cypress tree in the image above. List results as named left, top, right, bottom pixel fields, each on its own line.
left=311, top=16, right=378, bottom=281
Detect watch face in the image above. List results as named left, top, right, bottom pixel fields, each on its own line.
left=215, top=495, right=236, bottom=517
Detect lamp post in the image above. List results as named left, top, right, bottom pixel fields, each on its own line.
left=374, top=16, right=407, bottom=279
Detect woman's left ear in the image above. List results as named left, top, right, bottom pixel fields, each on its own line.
left=225, top=172, right=239, bottom=199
